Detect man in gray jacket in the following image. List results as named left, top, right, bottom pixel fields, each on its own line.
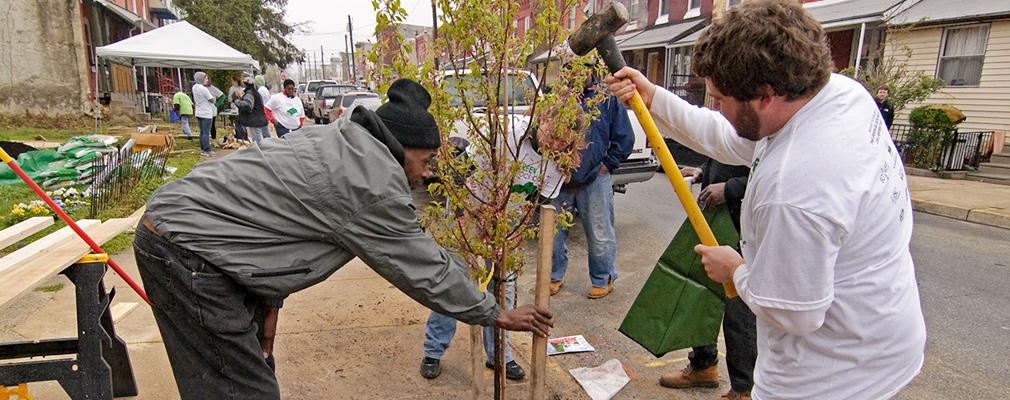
left=134, top=79, right=553, bottom=400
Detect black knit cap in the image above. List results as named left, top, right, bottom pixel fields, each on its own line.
left=375, top=78, right=441, bottom=149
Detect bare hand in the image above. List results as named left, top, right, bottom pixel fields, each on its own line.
left=598, top=165, right=610, bottom=176
left=680, top=167, right=702, bottom=183
left=698, top=183, right=727, bottom=208
left=604, top=67, right=658, bottom=109
left=494, top=304, right=554, bottom=337
left=695, top=244, right=745, bottom=283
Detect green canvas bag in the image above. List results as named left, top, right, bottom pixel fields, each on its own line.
left=619, top=204, right=741, bottom=357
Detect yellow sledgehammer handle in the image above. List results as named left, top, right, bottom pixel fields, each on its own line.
left=626, top=91, right=738, bottom=298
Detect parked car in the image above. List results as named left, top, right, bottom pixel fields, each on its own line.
left=335, top=96, right=383, bottom=122
left=300, top=79, right=336, bottom=118
left=328, top=92, right=380, bottom=122
left=296, top=82, right=306, bottom=96
left=441, top=68, right=657, bottom=193
left=309, top=84, right=358, bottom=123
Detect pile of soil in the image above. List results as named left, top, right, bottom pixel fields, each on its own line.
left=0, top=141, right=39, bottom=159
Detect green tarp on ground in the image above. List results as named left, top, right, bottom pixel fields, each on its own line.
left=0, top=149, right=66, bottom=186
left=619, top=204, right=741, bottom=358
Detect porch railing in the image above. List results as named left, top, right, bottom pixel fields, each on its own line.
left=890, top=123, right=995, bottom=171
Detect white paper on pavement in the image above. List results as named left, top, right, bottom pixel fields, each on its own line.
left=569, top=359, right=631, bottom=400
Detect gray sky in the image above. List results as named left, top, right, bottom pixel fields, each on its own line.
left=285, top=0, right=434, bottom=60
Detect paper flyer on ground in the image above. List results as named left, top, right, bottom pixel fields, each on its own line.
left=547, top=335, right=596, bottom=356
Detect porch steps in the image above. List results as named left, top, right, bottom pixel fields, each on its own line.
left=967, top=153, right=1010, bottom=186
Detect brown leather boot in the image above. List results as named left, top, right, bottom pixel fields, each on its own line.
left=659, top=364, right=719, bottom=388
left=719, top=389, right=751, bottom=400
left=550, top=280, right=564, bottom=295
left=587, top=278, right=614, bottom=299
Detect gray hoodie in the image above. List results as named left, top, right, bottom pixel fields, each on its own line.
left=144, top=119, right=499, bottom=326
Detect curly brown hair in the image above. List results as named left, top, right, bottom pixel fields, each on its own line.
left=692, top=0, right=833, bottom=102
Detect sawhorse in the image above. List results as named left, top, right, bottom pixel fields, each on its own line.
left=0, top=254, right=137, bottom=399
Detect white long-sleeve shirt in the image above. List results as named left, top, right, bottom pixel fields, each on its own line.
left=650, top=74, right=925, bottom=400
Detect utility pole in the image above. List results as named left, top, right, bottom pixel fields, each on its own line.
left=320, top=45, right=325, bottom=79
left=348, top=16, right=357, bottom=85
left=432, top=1, right=439, bottom=69
left=344, top=34, right=351, bottom=84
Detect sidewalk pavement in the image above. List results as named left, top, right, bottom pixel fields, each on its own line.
left=1, top=251, right=573, bottom=399
left=907, top=175, right=1010, bottom=230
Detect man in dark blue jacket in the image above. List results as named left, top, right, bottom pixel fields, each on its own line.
left=550, top=72, right=634, bottom=298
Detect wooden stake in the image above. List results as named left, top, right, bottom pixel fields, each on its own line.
left=471, top=324, right=483, bottom=400
left=531, top=205, right=556, bottom=400
left=494, top=257, right=506, bottom=399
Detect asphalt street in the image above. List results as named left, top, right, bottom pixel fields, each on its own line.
left=512, top=172, right=1010, bottom=399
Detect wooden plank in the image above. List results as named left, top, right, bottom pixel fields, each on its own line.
left=0, top=215, right=140, bottom=308
left=0, top=217, right=55, bottom=250
left=0, top=220, right=101, bottom=274
left=127, top=205, right=146, bottom=232
left=111, top=302, right=138, bottom=323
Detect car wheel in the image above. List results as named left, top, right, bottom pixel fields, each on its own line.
left=314, top=117, right=321, bottom=124
left=322, top=117, right=330, bottom=124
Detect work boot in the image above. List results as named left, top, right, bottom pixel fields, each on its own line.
left=550, top=280, right=564, bottom=295
left=419, top=357, right=441, bottom=379
left=719, top=389, right=751, bottom=400
left=659, top=364, right=719, bottom=388
left=485, top=360, right=526, bottom=380
left=587, top=278, right=614, bottom=299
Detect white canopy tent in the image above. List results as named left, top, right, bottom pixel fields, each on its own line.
left=92, top=21, right=257, bottom=130
left=96, top=21, right=258, bottom=71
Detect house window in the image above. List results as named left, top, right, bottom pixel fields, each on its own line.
left=525, top=16, right=530, bottom=32
left=728, top=0, right=742, bottom=7
left=629, top=0, right=639, bottom=24
left=569, top=5, right=577, bottom=29
left=937, top=24, right=989, bottom=86
left=658, top=0, right=669, bottom=22
left=689, top=0, right=701, bottom=10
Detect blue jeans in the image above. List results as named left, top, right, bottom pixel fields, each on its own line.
left=274, top=123, right=297, bottom=137
left=197, top=117, right=213, bottom=152
left=551, top=172, right=618, bottom=287
left=248, top=125, right=270, bottom=143
left=180, top=115, right=192, bottom=138
left=423, top=275, right=515, bottom=363
left=134, top=222, right=279, bottom=399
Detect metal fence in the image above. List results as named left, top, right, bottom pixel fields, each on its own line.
left=87, top=141, right=172, bottom=218
left=889, top=123, right=995, bottom=171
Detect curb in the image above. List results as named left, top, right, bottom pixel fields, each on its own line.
left=911, top=199, right=1010, bottom=230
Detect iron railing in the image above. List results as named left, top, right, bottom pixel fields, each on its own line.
left=889, top=123, right=995, bottom=171
left=667, top=74, right=707, bottom=107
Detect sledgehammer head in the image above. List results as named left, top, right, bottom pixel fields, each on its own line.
left=568, top=2, right=629, bottom=73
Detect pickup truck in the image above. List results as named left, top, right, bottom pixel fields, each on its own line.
left=300, top=79, right=336, bottom=118
left=442, top=69, right=657, bottom=193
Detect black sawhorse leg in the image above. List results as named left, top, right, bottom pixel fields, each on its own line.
left=0, top=257, right=137, bottom=399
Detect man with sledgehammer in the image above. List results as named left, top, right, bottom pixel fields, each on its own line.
left=603, top=1, right=926, bottom=398
left=133, top=78, right=553, bottom=399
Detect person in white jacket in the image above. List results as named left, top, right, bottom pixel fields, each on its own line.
left=606, top=1, right=925, bottom=399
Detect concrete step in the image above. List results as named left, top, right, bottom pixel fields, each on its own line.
left=979, top=162, right=1010, bottom=175
left=989, top=153, right=1010, bottom=166
left=965, top=172, right=1010, bottom=186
